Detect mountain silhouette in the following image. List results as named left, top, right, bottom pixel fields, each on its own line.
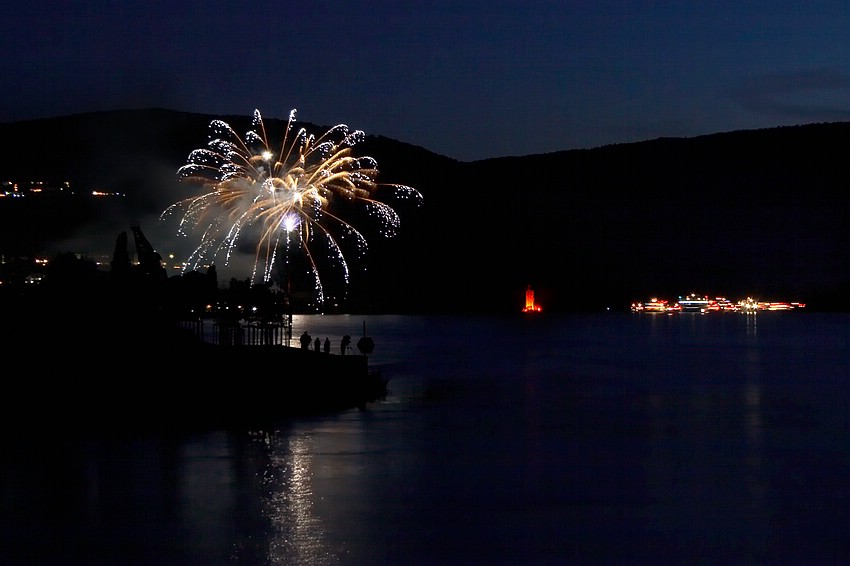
left=2, top=109, right=849, bottom=312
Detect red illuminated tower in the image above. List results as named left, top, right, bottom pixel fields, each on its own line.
left=523, top=285, right=541, bottom=312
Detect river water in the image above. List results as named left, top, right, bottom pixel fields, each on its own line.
left=3, top=312, right=849, bottom=565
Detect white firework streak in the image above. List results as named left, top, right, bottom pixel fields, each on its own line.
left=161, top=108, right=422, bottom=305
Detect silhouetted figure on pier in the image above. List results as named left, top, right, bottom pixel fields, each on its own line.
left=340, top=335, right=351, bottom=355
left=324, top=337, right=331, bottom=354
left=315, top=337, right=321, bottom=352
left=300, top=331, right=311, bottom=349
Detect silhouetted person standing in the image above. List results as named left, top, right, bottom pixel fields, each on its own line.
left=324, top=337, right=330, bottom=354
left=314, top=337, right=320, bottom=352
left=340, top=334, right=351, bottom=355
left=300, top=331, right=311, bottom=349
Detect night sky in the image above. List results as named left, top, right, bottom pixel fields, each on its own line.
left=4, top=2, right=850, bottom=162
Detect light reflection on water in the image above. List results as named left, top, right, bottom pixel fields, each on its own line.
left=3, top=312, right=850, bottom=565
left=263, top=433, right=332, bottom=565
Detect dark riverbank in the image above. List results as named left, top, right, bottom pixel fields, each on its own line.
left=2, top=289, right=385, bottom=433
left=5, top=338, right=385, bottom=434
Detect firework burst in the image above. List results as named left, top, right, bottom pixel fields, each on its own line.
left=161, top=108, right=422, bottom=306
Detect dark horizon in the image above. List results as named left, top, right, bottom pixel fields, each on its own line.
left=2, top=110, right=850, bottom=314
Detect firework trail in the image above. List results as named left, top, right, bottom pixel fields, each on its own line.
left=161, top=109, right=422, bottom=305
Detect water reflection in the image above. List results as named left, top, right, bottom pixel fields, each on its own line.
left=741, top=330, right=768, bottom=559
left=634, top=313, right=775, bottom=560
left=5, top=314, right=848, bottom=565
left=255, top=432, right=332, bottom=564
left=745, top=312, right=758, bottom=338
left=249, top=416, right=381, bottom=565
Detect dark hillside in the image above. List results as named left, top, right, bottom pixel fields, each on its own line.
left=417, top=124, right=850, bottom=312
left=2, top=111, right=849, bottom=312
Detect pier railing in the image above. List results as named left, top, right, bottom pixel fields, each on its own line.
left=177, top=318, right=293, bottom=347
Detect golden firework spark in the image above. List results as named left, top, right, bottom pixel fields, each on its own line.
left=161, top=109, right=422, bottom=305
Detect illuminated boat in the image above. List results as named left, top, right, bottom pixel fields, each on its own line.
left=760, top=301, right=806, bottom=311
left=705, top=297, right=738, bottom=312
left=678, top=293, right=709, bottom=313
left=738, top=298, right=806, bottom=312
left=630, top=295, right=806, bottom=314
left=764, top=301, right=807, bottom=310
left=632, top=298, right=671, bottom=313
